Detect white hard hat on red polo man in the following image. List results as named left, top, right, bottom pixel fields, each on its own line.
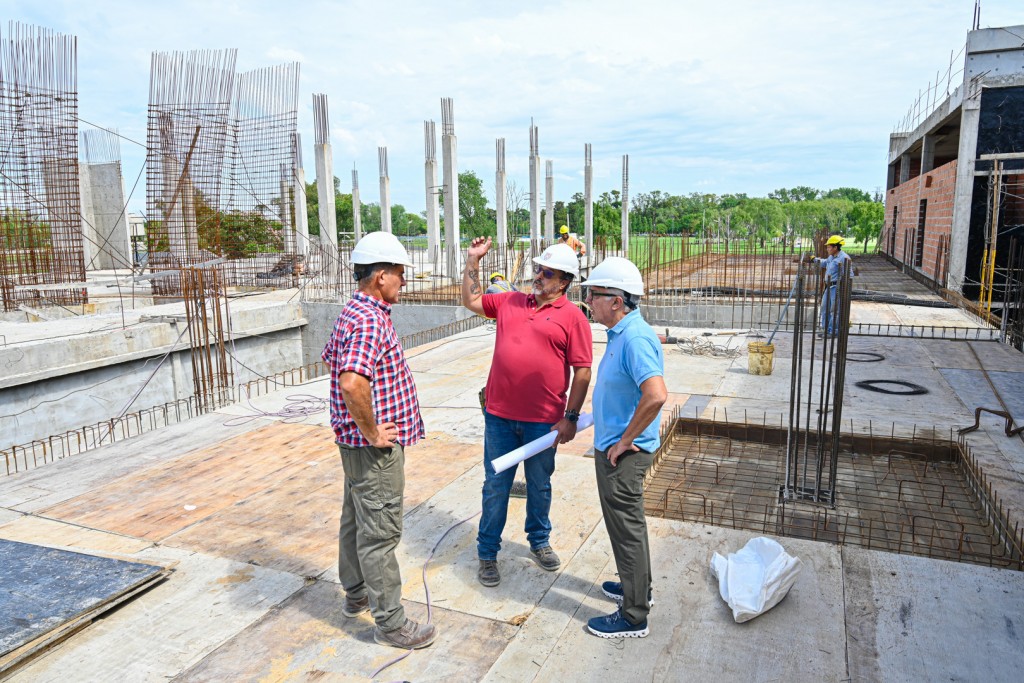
left=351, top=231, right=414, bottom=267
left=533, top=243, right=580, bottom=278
left=583, top=257, right=645, bottom=296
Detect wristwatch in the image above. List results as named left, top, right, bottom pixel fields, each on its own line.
left=564, top=409, right=580, bottom=423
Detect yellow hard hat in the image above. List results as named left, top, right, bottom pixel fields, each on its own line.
left=489, top=272, right=506, bottom=282
left=559, top=225, right=569, bottom=234
left=826, top=235, right=845, bottom=246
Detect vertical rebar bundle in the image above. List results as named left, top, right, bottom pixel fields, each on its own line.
left=0, top=22, right=85, bottom=311
left=145, top=48, right=236, bottom=291
left=621, top=155, right=630, bottom=258
left=495, top=138, right=506, bottom=246
left=784, top=258, right=853, bottom=506
left=222, top=62, right=300, bottom=272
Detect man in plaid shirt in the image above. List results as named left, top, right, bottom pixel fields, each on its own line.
left=322, top=232, right=434, bottom=650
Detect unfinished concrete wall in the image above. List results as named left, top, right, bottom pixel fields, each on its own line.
left=0, top=303, right=305, bottom=454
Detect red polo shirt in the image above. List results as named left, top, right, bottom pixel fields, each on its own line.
left=481, top=291, right=593, bottom=423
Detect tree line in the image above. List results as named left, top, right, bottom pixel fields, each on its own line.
left=306, top=175, right=885, bottom=252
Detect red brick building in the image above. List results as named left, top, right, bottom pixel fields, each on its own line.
left=884, top=25, right=1024, bottom=300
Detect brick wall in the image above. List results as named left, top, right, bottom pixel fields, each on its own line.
left=883, top=159, right=957, bottom=286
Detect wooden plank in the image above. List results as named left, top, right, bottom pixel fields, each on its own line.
left=9, top=546, right=305, bottom=682
left=0, top=415, right=266, bottom=513
left=0, top=516, right=152, bottom=556
left=165, top=434, right=480, bottom=578
left=39, top=423, right=329, bottom=541
left=175, top=580, right=516, bottom=682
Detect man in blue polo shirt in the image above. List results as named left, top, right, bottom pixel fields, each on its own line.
left=582, top=257, right=667, bottom=639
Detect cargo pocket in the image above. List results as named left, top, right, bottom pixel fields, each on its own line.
left=364, top=493, right=403, bottom=540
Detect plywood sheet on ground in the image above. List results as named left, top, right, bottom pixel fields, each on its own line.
left=524, top=520, right=847, bottom=682
left=391, top=455, right=605, bottom=623
left=0, top=416, right=265, bottom=512
left=0, top=540, right=166, bottom=663
left=7, top=546, right=304, bottom=683
left=175, top=579, right=516, bottom=682
left=0, top=515, right=151, bottom=556
left=164, top=435, right=480, bottom=577
left=39, top=423, right=331, bottom=541
left=843, top=546, right=1024, bottom=683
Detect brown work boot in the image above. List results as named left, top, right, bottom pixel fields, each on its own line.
left=373, top=619, right=436, bottom=649
left=342, top=593, right=369, bottom=618
left=478, top=559, right=500, bottom=587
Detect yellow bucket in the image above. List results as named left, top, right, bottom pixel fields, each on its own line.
left=748, top=341, right=775, bottom=376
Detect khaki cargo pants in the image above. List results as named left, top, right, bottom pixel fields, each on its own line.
left=338, top=442, right=406, bottom=632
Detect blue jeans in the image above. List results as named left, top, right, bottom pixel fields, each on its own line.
left=478, top=412, right=557, bottom=560
left=820, top=284, right=841, bottom=335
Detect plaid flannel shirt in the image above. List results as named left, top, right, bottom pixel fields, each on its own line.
left=322, top=291, right=424, bottom=447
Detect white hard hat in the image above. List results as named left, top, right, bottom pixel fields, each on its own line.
left=351, top=231, right=414, bottom=268
left=533, top=243, right=579, bottom=278
left=582, top=257, right=644, bottom=296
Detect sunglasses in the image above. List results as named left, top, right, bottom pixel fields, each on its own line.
left=585, top=289, right=620, bottom=300
left=533, top=264, right=558, bottom=279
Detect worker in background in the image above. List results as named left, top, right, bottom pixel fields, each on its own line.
left=322, top=231, right=435, bottom=650
left=485, top=272, right=514, bottom=294
left=582, top=256, right=666, bottom=639
left=809, top=234, right=853, bottom=339
left=461, top=237, right=593, bottom=588
left=559, top=225, right=586, bottom=258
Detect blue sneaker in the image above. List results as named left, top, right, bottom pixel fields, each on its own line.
left=587, top=609, right=649, bottom=639
left=601, top=581, right=654, bottom=606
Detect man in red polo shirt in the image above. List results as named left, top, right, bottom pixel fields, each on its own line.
left=462, top=237, right=593, bottom=587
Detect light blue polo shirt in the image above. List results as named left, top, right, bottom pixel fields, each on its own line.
left=593, top=309, right=665, bottom=452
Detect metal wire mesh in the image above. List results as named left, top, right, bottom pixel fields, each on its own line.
left=0, top=22, right=86, bottom=312
left=646, top=413, right=1024, bottom=571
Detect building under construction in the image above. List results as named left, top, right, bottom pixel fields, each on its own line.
left=884, top=24, right=1024, bottom=345
left=2, top=19, right=1024, bottom=683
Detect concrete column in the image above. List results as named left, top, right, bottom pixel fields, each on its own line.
left=899, top=153, right=911, bottom=184
left=292, top=133, right=309, bottom=256
left=529, top=121, right=541, bottom=244
left=351, top=169, right=362, bottom=242
left=948, top=97, right=981, bottom=292
left=312, top=94, right=337, bottom=252
left=78, top=162, right=97, bottom=267
left=921, top=134, right=936, bottom=174
left=621, top=155, right=630, bottom=258
left=441, top=97, right=462, bottom=276
left=378, top=147, right=392, bottom=233
left=584, top=143, right=593, bottom=267
left=89, top=162, right=131, bottom=270
left=424, top=121, right=441, bottom=270
left=545, top=160, right=554, bottom=242
left=495, top=138, right=507, bottom=247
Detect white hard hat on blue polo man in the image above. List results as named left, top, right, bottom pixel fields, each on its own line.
left=582, top=257, right=645, bottom=296
left=351, top=231, right=415, bottom=268
left=533, top=243, right=580, bottom=278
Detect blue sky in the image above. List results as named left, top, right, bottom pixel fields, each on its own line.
left=8, top=0, right=1024, bottom=215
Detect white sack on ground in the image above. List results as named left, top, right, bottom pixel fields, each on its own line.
left=709, top=537, right=802, bottom=623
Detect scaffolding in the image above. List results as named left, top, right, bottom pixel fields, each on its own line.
left=0, top=22, right=85, bottom=312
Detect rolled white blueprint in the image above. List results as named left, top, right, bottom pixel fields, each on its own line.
left=490, top=412, right=595, bottom=474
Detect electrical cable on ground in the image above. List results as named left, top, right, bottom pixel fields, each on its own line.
left=854, top=379, right=929, bottom=395
left=369, top=510, right=482, bottom=680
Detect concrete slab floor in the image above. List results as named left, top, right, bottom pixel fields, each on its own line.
left=0, top=295, right=1023, bottom=681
